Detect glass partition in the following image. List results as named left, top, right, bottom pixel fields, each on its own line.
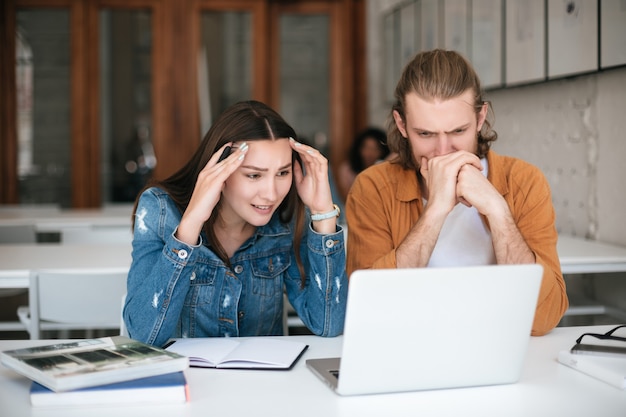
left=16, top=10, right=71, bottom=206
left=279, top=13, right=330, bottom=155
left=99, top=9, right=154, bottom=203
left=199, top=11, right=252, bottom=134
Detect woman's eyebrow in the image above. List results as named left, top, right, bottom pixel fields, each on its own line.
left=241, top=163, right=292, bottom=171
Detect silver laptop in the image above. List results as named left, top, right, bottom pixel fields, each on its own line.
left=306, top=264, right=543, bottom=396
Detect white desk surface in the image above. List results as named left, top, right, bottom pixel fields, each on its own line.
left=0, top=325, right=625, bottom=417
left=0, top=234, right=625, bottom=288
left=557, top=235, right=626, bottom=274
left=0, top=243, right=132, bottom=288
left=0, top=206, right=132, bottom=232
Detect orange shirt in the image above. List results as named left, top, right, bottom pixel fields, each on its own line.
left=345, top=151, right=568, bottom=336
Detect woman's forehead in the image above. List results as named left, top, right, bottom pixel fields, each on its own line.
left=238, top=138, right=292, bottom=167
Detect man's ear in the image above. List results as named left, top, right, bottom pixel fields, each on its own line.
left=476, top=102, right=488, bottom=131
left=392, top=110, right=408, bottom=138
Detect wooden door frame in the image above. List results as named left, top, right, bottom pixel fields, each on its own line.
left=0, top=0, right=365, bottom=206
left=0, top=0, right=18, bottom=203
left=1, top=0, right=94, bottom=206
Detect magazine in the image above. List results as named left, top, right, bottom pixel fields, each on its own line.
left=0, top=336, right=189, bottom=392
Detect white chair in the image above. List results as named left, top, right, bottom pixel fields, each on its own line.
left=17, top=268, right=128, bottom=340
left=0, top=224, right=37, bottom=332
left=120, top=293, right=129, bottom=337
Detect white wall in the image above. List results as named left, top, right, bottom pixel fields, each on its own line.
left=486, top=69, right=626, bottom=315
left=596, top=69, right=626, bottom=246
left=487, top=69, right=626, bottom=247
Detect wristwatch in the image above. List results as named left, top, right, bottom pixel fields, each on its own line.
left=310, top=204, right=341, bottom=221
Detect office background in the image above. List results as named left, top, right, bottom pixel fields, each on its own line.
left=1, top=0, right=625, bottom=320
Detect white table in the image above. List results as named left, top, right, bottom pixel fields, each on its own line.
left=0, top=243, right=132, bottom=288
left=1, top=325, right=625, bottom=417
left=558, top=234, right=626, bottom=274
left=0, top=243, right=132, bottom=331
left=557, top=235, right=626, bottom=320
left=3, top=234, right=623, bottom=284
left=1, top=234, right=624, bottom=326
left=0, top=206, right=132, bottom=233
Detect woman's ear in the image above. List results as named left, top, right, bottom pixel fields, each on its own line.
left=392, top=110, right=408, bottom=138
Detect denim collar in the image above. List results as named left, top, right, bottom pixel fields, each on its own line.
left=234, top=213, right=293, bottom=252
left=254, top=213, right=293, bottom=237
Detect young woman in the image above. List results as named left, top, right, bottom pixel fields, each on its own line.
left=123, top=100, right=347, bottom=346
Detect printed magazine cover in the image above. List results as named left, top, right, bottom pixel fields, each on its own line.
left=1, top=336, right=189, bottom=392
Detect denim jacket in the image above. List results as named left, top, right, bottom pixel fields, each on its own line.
left=123, top=187, right=347, bottom=346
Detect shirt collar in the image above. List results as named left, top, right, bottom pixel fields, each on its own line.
left=486, top=151, right=509, bottom=196
left=393, top=164, right=422, bottom=202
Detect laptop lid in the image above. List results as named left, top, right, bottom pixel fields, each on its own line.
left=306, top=264, right=543, bottom=396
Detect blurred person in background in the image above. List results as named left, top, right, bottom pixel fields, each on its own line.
left=337, top=127, right=390, bottom=201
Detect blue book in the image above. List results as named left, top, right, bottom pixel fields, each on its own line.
left=30, top=371, right=189, bottom=407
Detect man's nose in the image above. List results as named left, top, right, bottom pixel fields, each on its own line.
left=434, top=135, right=453, bottom=155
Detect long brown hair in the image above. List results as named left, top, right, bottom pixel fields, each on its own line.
left=387, top=49, right=498, bottom=170
left=133, top=100, right=306, bottom=284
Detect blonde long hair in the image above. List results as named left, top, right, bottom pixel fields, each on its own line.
left=387, top=49, right=498, bottom=170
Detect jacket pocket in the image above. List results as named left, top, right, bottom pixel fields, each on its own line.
left=250, top=253, right=291, bottom=297
left=186, top=265, right=218, bottom=306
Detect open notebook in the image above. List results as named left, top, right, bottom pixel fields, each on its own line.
left=307, top=264, right=543, bottom=396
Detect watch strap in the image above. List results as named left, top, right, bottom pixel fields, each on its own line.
left=310, top=204, right=340, bottom=221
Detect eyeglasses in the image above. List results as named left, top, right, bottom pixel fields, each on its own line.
left=576, top=324, right=626, bottom=344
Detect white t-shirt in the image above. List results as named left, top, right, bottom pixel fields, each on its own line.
left=426, top=158, right=496, bottom=267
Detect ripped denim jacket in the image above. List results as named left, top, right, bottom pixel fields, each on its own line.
left=123, top=187, right=347, bottom=346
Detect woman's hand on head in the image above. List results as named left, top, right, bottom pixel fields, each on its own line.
left=176, top=142, right=248, bottom=244
left=289, top=138, right=334, bottom=214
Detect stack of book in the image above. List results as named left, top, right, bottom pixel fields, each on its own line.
left=0, top=336, right=190, bottom=407
left=1, top=335, right=309, bottom=407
